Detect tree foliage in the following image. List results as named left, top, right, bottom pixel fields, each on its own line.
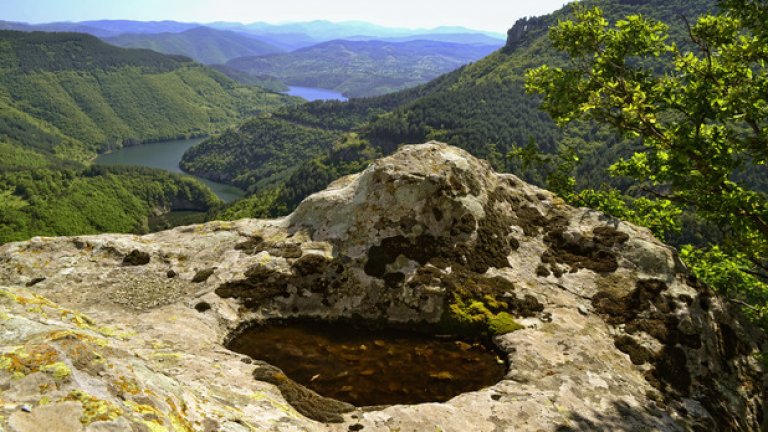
left=0, top=165, right=220, bottom=244
left=526, top=0, right=768, bottom=319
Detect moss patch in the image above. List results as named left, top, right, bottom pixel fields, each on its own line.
left=442, top=290, right=526, bottom=337
left=488, top=312, right=524, bottom=334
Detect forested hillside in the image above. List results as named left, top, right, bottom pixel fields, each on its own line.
left=105, top=27, right=284, bottom=64
left=0, top=30, right=297, bottom=243
left=225, top=40, right=500, bottom=97
left=183, top=0, right=716, bottom=219
left=0, top=30, right=296, bottom=162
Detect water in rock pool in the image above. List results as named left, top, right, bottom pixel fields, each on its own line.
left=227, top=321, right=507, bottom=406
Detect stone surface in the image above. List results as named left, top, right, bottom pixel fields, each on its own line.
left=0, top=142, right=765, bottom=431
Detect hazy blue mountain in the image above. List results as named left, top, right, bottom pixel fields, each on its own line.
left=239, top=32, right=318, bottom=51
left=207, top=20, right=504, bottom=44
left=78, top=20, right=200, bottom=35
left=105, top=27, right=283, bottom=64
left=345, top=33, right=505, bottom=46
left=0, top=20, right=200, bottom=38
left=3, top=19, right=503, bottom=51
left=0, top=20, right=116, bottom=37
left=225, top=39, right=500, bottom=97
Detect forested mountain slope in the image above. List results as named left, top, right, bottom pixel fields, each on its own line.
left=0, top=30, right=297, bottom=243
left=183, top=0, right=717, bottom=219
left=225, top=39, right=500, bottom=97
left=105, top=27, right=284, bottom=64
left=0, top=30, right=296, bottom=162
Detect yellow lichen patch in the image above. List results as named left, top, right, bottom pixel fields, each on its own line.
left=151, top=341, right=169, bottom=350
left=15, top=293, right=57, bottom=309
left=40, top=362, right=71, bottom=381
left=125, top=400, right=169, bottom=432
left=114, top=375, right=142, bottom=396
left=166, top=397, right=195, bottom=432
left=0, top=288, right=16, bottom=302
left=68, top=312, right=96, bottom=328
left=10, top=292, right=97, bottom=330
left=150, top=352, right=182, bottom=364
left=45, top=329, right=104, bottom=346
left=97, top=326, right=134, bottom=340
left=0, top=344, right=61, bottom=379
left=64, top=390, right=123, bottom=425
left=124, top=400, right=158, bottom=416
left=211, top=221, right=234, bottom=231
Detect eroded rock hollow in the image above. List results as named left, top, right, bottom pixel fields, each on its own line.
left=0, top=142, right=765, bottom=431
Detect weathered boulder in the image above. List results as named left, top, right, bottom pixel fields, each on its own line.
left=0, top=142, right=764, bottom=431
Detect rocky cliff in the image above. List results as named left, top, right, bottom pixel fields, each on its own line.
left=0, top=142, right=765, bottom=431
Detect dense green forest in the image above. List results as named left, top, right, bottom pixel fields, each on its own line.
left=180, top=117, right=338, bottom=191
left=224, top=40, right=500, bottom=97
left=0, top=164, right=219, bottom=243
left=0, top=30, right=297, bottom=244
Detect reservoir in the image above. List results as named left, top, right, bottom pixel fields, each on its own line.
left=94, top=138, right=246, bottom=203
left=284, top=86, right=348, bottom=102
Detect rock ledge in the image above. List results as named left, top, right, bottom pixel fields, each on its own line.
left=0, top=142, right=764, bottom=431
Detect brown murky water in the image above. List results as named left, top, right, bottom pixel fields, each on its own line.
left=227, top=321, right=507, bottom=406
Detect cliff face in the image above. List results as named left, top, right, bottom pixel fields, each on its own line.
left=0, top=142, right=764, bottom=431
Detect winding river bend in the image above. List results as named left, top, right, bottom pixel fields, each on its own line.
left=94, top=137, right=246, bottom=202
left=95, top=87, right=347, bottom=202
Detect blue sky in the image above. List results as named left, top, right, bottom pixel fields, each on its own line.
left=0, top=0, right=570, bottom=33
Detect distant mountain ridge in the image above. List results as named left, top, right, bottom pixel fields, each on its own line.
left=105, top=27, right=284, bottom=64
left=207, top=20, right=505, bottom=42
left=225, top=39, right=500, bottom=97
left=0, top=19, right=200, bottom=37
left=1, top=19, right=504, bottom=50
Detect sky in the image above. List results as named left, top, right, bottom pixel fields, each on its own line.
left=0, top=0, right=570, bottom=34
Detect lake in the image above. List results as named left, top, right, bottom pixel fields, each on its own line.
left=94, top=138, right=246, bottom=203
left=284, top=86, right=348, bottom=102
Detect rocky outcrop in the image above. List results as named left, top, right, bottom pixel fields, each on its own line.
left=0, top=142, right=765, bottom=431
left=504, top=16, right=551, bottom=52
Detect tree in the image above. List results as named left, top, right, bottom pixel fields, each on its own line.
left=525, top=0, right=768, bottom=323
